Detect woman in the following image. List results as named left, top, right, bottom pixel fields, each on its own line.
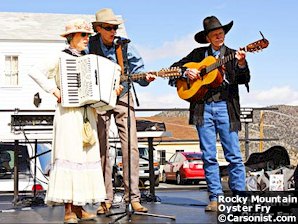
left=29, top=19, right=107, bottom=223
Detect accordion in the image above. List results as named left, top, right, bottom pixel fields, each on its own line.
left=59, top=54, right=121, bottom=111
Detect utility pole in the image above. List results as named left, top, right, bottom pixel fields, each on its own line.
left=259, top=111, right=264, bottom=152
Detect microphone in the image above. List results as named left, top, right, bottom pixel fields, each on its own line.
left=113, top=36, right=131, bottom=45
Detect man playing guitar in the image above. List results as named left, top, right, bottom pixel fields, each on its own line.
left=169, top=16, right=250, bottom=212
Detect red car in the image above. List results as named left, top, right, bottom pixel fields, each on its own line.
left=162, top=152, right=205, bottom=185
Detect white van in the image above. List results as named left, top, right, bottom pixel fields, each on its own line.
left=0, top=143, right=50, bottom=193
left=109, top=143, right=160, bottom=187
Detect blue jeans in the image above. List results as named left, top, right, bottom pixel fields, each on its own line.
left=196, top=101, right=246, bottom=201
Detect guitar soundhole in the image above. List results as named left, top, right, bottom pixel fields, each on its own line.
left=200, top=68, right=206, bottom=77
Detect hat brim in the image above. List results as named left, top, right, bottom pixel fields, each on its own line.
left=194, top=21, right=233, bottom=44
left=60, top=29, right=94, bottom=38
left=92, top=20, right=123, bottom=32
left=92, top=19, right=123, bottom=26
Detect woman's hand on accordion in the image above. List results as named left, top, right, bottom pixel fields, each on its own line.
left=145, top=73, right=157, bottom=83
left=115, top=85, right=124, bottom=96
left=53, top=88, right=62, bottom=103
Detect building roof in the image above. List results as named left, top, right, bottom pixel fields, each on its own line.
left=0, top=12, right=126, bottom=41
left=137, top=116, right=198, bottom=142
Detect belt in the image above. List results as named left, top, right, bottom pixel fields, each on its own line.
left=205, top=92, right=224, bottom=103
left=204, top=84, right=227, bottom=103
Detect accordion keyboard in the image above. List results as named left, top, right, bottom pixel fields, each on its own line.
left=60, top=57, right=80, bottom=106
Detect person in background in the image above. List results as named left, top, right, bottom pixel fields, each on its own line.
left=169, top=16, right=250, bottom=212
left=88, top=8, right=156, bottom=214
left=29, top=19, right=106, bottom=223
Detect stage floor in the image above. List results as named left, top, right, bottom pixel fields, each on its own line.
left=0, top=187, right=217, bottom=224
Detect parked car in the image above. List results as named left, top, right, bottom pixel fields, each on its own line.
left=162, top=152, right=205, bottom=185
left=0, top=143, right=49, bottom=193
left=110, top=144, right=160, bottom=187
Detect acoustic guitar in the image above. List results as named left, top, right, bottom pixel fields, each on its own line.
left=176, top=32, right=269, bottom=102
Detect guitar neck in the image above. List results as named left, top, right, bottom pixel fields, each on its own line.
left=203, top=35, right=270, bottom=74
left=120, top=69, right=181, bottom=82
left=206, top=53, right=236, bottom=73
left=120, top=72, right=157, bottom=82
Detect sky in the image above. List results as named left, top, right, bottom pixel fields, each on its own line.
left=1, top=0, right=298, bottom=114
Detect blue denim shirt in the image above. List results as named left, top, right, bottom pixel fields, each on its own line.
left=87, top=37, right=149, bottom=98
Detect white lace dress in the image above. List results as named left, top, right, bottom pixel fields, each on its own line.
left=29, top=50, right=106, bottom=206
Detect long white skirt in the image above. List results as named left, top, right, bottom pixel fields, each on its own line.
left=45, top=104, right=106, bottom=206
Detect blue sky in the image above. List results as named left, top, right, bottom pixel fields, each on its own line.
left=2, top=0, right=298, bottom=110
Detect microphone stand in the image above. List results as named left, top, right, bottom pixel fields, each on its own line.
left=107, top=65, right=175, bottom=224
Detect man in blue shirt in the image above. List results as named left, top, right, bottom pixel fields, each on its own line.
left=88, top=8, right=155, bottom=214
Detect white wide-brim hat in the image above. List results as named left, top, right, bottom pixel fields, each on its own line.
left=60, top=18, right=94, bottom=37
left=92, top=8, right=123, bottom=26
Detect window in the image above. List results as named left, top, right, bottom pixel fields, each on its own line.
left=185, top=153, right=202, bottom=160
left=36, top=144, right=51, bottom=175
left=4, top=55, right=19, bottom=86
left=168, top=154, right=176, bottom=163
left=115, top=147, right=149, bottom=158
left=138, top=147, right=149, bottom=158
left=158, top=150, right=166, bottom=165
left=0, top=144, right=30, bottom=179
left=175, top=153, right=183, bottom=162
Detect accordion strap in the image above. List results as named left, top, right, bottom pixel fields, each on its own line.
left=83, top=106, right=89, bottom=122
left=115, top=45, right=124, bottom=75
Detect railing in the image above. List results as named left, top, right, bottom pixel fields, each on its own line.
left=1, top=107, right=280, bottom=160
left=0, top=106, right=283, bottom=203
left=135, top=107, right=280, bottom=160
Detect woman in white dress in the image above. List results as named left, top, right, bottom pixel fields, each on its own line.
left=29, top=19, right=109, bottom=223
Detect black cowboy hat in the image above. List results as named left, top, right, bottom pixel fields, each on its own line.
left=194, top=16, right=233, bottom=44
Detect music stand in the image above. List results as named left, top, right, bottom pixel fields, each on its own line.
left=106, top=74, right=175, bottom=223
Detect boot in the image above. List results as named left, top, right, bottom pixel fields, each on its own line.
left=64, top=212, right=78, bottom=224
left=72, top=206, right=96, bottom=221
left=96, top=202, right=111, bottom=215
left=205, top=201, right=218, bottom=212
left=132, top=202, right=148, bottom=212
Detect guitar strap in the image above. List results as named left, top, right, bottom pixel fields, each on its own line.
left=115, top=43, right=139, bottom=105
left=115, top=45, right=125, bottom=76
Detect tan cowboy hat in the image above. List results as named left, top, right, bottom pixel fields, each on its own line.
left=60, top=18, right=93, bottom=37
left=194, top=16, right=233, bottom=44
left=92, top=8, right=123, bottom=27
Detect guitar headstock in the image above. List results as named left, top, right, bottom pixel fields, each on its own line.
left=241, top=31, right=269, bottom=53
left=158, top=67, right=182, bottom=78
